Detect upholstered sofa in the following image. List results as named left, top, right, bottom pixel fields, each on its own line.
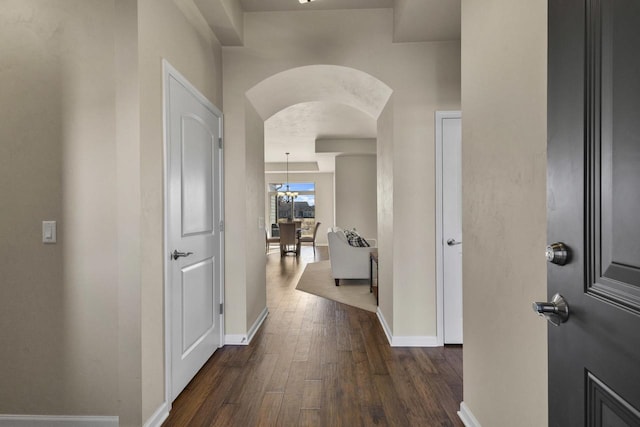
left=327, top=227, right=377, bottom=286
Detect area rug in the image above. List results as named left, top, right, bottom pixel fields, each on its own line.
left=295, top=260, right=377, bottom=313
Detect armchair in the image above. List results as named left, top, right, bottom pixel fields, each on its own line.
left=327, top=227, right=377, bottom=286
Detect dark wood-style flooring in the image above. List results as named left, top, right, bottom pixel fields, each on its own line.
left=163, top=246, right=463, bottom=426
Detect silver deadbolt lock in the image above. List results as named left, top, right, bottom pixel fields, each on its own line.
left=546, top=242, right=570, bottom=265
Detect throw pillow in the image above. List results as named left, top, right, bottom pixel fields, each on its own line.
left=344, top=229, right=370, bottom=247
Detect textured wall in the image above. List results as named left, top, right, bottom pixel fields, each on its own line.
left=244, top=99, right=267, bottom=331
left=377, top=99, right=394, bottom=332
left=461, top=0, right=548, bottom=425
left=0, top=0, right=118, bottom=416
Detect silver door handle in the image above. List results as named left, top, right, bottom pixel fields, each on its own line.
left=447, top=238, right=462, bottom=246
left=532, top=293, right=569, bottom=326
left=172, top=250, right=193, bottom=260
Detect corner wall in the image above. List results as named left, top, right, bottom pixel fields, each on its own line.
left=244, top=99, right=267, bottom=330
left=377, top=98, right=395, bottom=332
left=461, top=1, right=548, bottom=425
left=115, top=0, right=142, bottom=424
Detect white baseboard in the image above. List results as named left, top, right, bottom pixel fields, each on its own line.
left=376, top=307, right=439, bottom=347
left=458, top=402, right=482, bottom=427
left=225, top=307, right=268, bottom=346
left=247, top=307, right=268, bottom=343
left=391, top=335, right=439, bottom=347
left=0, top=415, right=118, bottom=427
left=376, top=307, right=393, bottom=345
left=143, top=401, right=169, bottom=427
left=224, top=334, right=249, bottom=345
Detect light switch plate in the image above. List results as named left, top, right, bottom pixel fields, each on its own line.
left=258, top=217, right=264, bottom=230
left=43, top=221, right=57, bottom=243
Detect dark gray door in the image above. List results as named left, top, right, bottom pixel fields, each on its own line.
left=548, top=0, right=640, bottom=425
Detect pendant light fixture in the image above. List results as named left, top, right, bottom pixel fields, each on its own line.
left=278, top=152, right=298, bottom=206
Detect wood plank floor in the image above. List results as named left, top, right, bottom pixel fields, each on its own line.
left=163, top=246, right=463, bottom=426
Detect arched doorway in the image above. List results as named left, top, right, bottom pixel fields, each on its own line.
left=223, top=64, right=393, bottom=345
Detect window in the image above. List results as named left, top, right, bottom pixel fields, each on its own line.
left=268, top=182, right=315, bottom=237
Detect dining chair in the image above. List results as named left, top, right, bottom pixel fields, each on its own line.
left=278, top=222, right=300, bottom=256
left=299, top=222, right=321, bottom=255
left=265, top=229, right=279, bottom=253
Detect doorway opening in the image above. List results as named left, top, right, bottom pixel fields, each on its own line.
left=246, top=63, right=392, bottom=333
left=435, top=111, right=463, bottom=345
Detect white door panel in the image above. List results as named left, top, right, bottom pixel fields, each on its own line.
left=181, top=115, right=214, bottom=235
left=166, top=67, right=223, bottom=401
left=443, top=116, right=463, bottom=344
left=181, top=258, right=215, bottom=355
left=437, top=112, right=463, bottom=345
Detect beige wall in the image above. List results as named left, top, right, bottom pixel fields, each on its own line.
left=244, top=99, right=267, bottom=329
left=265, top=172, right=335, bottom=246
left=224, top=9, right=460, bottom=339
left=335, top=155, right=378, bottom=240
left=377, top=99, right=395, bottom=332
left=138, top=0, right=223, bottom=420
left=461, top=1, right=548, bottom=425
left=115, top=0, right=142, bottom=424
left=0, top=0, right=224, bottom=422
left=0, top=0, right=118, bottom=416
left=390, top=39, right=460, bottom=338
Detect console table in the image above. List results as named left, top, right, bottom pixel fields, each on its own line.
left=370, top=250, right=379, bottom=305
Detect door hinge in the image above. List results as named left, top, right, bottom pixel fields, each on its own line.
left=218, top=137, right=223, bottom=149
left=219, top=220, right=224, bottom=232
left=219, top=303, right=224, bottom=315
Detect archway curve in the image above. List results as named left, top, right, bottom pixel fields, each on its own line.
left=246, top=64, right=393, bottom=120
left=246, top=64, right=394, bottom=339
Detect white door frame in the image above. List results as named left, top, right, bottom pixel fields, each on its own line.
left=435, top=110, right=462, bottom=346
left=162, top=59, right=225, bottom=411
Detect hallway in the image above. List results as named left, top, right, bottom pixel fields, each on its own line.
left=163, top=246, right=463, bottom=426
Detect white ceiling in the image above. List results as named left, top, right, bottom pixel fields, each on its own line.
left=265, top=102, right=377, bottom=171
left=195, top=0, right=461, bottom=173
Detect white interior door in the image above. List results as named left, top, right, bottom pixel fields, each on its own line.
left=166, top=64, right=223, bottom=401
left=438, top=112, right=463, bottom=344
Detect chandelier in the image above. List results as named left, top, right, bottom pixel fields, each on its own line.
left=278, top=152, right=298, bottom=204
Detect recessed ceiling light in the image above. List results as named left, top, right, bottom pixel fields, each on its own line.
left=298, top=0, right=316, bottom=3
